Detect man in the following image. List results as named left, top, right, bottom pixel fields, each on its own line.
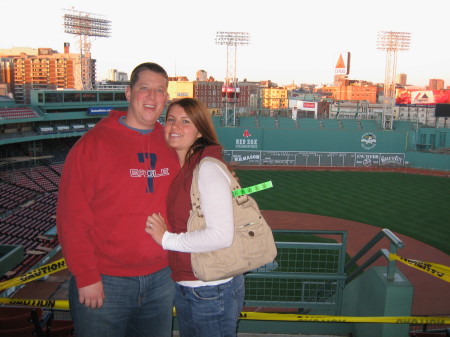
left=56, top=62, right=180, bottom=337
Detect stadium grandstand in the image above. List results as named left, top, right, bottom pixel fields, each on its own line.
left=1, top=91, right=449, bottom=336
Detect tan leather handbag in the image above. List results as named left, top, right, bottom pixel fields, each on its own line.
left=187, top=157, right=277, bottom=282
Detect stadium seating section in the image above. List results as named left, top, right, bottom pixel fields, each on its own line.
left=0, top=108, right=39, bottom=120
left=0, top=139, right=73, bottom=279
left=0, top=306, right=73, bottom=336
left=0, top=161, right=65, bottom=280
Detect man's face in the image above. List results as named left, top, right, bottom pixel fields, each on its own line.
left=125, top=70, right=168, bottom=130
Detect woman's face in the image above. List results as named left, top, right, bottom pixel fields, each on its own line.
left=164, top=104, right=202, bottom=161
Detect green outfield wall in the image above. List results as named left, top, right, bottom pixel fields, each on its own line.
left=217, top=128, right=413, bottom=152
left=216, top=127, right=450, bottom=171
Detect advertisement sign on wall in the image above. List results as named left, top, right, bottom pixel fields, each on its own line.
left=396, top=89, right=450, bottom=106
left=88, top=107, right=112, bottom=115
left=223, top=150, right=405, bottom=167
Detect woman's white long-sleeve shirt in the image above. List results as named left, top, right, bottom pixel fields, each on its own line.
left=161, top=159, right=235, bottom=286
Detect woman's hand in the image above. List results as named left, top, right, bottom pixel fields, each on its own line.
left=145, top=213, right=168, bottom=246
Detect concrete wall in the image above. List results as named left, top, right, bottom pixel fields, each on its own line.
left=342, top=266, right=413, bottom=337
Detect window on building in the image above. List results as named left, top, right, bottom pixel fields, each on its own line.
left=99, top=92, right=114, bottom=101
left=64, top=92, right=81, bottom=103
left=45, top=92, right=63, bottom=103
left=114, top=92, right=127, bottom=101
left=82, top=93, right=97, bottom=102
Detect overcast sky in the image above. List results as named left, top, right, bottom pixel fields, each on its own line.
left=2, top=0, right=449, bottom=87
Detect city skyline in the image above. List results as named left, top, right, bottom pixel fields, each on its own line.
left=2, top=0, right=449, bottom=87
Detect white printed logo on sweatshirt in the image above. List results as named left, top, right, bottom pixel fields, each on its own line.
left=133, top=152, right=170, bottom=193
left=129, top=168, right=170, bottom=178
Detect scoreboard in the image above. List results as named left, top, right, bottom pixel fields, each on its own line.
left=224, top=150, right=405, bottom=168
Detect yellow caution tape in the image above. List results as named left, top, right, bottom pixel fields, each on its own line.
left=0, top=298, right=448, bottom=325
left=239, top=312, right=450, bottom=324
left=0, top=258, right=67, bottom=291
left=1, top=253, right=448, bottom=295
left=0, top=297, right=69, bottom=310
left=389, top=253, right=450, bottom=283
left=1, top=255, right=449, bottom=326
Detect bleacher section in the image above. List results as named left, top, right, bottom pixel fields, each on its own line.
left=0, top=140, right=101, bottom=283
left=0, top=169, right=48, bottom=193
left=0, top=165, right=61, bottom=280
left=51, top=163, right=64, bottom=175
left=0, top=165, right=62, bottom=195
left=0, top=108, right=39, bottom=120
left=0, top=306, right=74, bottom=337
left=0, top=181, right=37, bottom=215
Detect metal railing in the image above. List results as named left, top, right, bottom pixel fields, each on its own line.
left=344, top=228, right=404, bottom=283
left=244, top=230, right=347, bottom=315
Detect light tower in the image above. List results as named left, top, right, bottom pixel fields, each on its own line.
left=377, top=31, right=411, bottom=129
left=215, top=31, right=250, bottom=126
left=63, top=8, right=111, bottom=90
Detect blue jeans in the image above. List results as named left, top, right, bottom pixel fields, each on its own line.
left=69, top=267, right=175, bottom=337
left=175, top=275, right=245, bottom=337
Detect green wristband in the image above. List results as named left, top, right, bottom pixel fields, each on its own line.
left=232, top=181, right=273, bottom=197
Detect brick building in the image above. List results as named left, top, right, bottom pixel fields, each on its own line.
left=0, top=44, right=94, bottom=104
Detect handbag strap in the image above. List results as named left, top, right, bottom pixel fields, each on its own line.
left=190, top=157, right=248, bottom=219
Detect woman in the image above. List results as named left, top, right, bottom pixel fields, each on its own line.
left=145, top=98, right=244, bottom=337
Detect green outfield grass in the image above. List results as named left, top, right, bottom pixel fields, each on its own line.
left=236, top=170, right=450, bottom=256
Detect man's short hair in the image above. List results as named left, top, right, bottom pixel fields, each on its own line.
left=129, top=62, right=169, bottom=88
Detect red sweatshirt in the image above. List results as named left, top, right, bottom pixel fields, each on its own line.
left=56, top=110, right=180, bottom=288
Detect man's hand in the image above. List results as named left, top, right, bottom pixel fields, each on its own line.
left=78, top=281, right=105, bottom=308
